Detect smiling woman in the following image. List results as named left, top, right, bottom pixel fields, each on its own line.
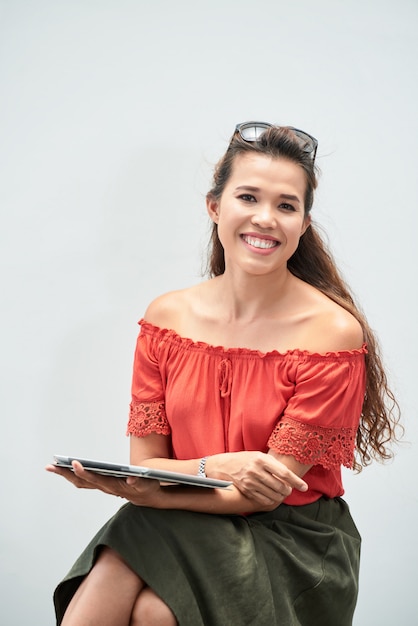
left=48, top=122, right=401, bottom=626
left=206, top=153, right=311, bottom=274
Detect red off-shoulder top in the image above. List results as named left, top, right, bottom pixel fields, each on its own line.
left=127, top=320, right=367, bottom=506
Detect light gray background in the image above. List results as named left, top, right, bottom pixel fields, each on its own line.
left=1, top=1, right=417, bottom=624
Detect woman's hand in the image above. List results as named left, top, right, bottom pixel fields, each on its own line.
left=45, top=461, right=162, bottom=507
left=206, top=451, right=309, bottom=509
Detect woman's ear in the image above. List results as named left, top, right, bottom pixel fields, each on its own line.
left=301, top=214, right=311, bottom=236
left=206, top=194, right=220, bottom=224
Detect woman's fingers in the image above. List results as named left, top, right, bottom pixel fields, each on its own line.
left=260, top=455, right=308, bottom=492
left=45, top=463, right=98, bottom=489
left=236, top=471, right=292, bottom=500
left=46, top=461, right=160, bottom=504
left=231, top=453, right=309, bottom=505
left=71, top=461, right=124, bottom=494
left=271, top=469, right=308, bottom=492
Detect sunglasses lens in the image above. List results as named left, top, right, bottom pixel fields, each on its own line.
left=239, top=123, right=271, bottom=142
left=290, top=129, right=318, bottom=155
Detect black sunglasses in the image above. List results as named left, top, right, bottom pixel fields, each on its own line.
left=233, top=121, right=318, bottom=160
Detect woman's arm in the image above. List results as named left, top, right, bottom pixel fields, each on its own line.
left=130, top=435, right=311, bottom=479
left=46, top=434, right=309, bottom=514
left=48, top=455, right=305, bottom=515
left=129, top=433, right=309, bottom=507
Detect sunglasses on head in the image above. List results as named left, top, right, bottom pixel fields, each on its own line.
left=233, top=121, right=318, bottom=161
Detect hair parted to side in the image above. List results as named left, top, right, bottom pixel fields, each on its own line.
left=205, top=125, right=402, bottom=471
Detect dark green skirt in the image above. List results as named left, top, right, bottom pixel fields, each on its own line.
left=54, top=497, right=360, bottom=626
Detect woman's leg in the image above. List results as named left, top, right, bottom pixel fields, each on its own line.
left=61, top=547, right=145, bottom=626
left=130, top=588, right=177, bottom=626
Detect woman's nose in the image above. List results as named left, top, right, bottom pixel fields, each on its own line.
left=250, top=204, right=277, bottom=228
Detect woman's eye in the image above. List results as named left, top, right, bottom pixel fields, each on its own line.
left=238, top=194, right=256, bottom=202
left=280, top=203, right=296, bottom=211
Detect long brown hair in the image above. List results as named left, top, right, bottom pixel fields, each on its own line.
left=206, top=126, right=402, bottom=471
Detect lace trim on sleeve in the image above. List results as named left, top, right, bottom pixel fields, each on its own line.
left=126, top=400, right=171, bottom=438
left=267, top=416, right=357, bottom=470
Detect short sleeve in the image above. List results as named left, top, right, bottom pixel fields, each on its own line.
left=267, top=349, right=366, bottom=469
left=126, top=325, right=171, bottom=438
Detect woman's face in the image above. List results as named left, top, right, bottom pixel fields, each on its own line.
left=207, top=152, right=311, bottom=277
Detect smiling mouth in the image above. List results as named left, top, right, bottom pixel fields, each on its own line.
left=241, top=235, right=279, bottom=249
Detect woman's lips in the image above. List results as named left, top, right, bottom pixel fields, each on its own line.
left=241, top=234, right=280, bottom=251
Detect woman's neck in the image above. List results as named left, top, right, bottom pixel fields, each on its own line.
left=213, top=268, right=293, bottom=324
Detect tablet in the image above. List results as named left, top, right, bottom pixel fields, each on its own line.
left=53, top=455, right=232, bottom=489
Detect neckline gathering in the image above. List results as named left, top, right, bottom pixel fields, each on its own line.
left=139, top=319, right=368, bottom=361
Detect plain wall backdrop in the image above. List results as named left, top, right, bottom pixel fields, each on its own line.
left=1, top=1, right=417, bottom=624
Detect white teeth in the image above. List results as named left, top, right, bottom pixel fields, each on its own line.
left=242, top=235, right=277, bottom=249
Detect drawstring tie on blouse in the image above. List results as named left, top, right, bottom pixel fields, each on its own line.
left=218, top=358, right=232, bottom=397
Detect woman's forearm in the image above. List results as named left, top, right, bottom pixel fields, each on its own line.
left=127, top=451, right=309, bottom=514
left=147, top=482, right=271, bottom=515
left=131, top=455, right=203, bottom=476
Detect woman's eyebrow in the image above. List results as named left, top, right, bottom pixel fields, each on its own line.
left=279, top=193, right=301, bottom=203
left=235, top=185, right=261, bottom=192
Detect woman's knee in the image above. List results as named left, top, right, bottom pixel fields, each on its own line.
left=90, top=546, right=145, bottom=596
left=130, top=587, right=177, bottom=626
left=96, top=545, right=130, bottom=568
left=61, top=548, right=145, bottom=625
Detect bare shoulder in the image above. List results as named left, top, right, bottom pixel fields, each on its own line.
left=319, top=304, right=364, bottom=352
left=143, top=284, right=201, bottom=331
left=294, top=280, right=364, bottom=353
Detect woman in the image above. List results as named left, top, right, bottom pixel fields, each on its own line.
left=47, top=122, right=401, bottom=626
